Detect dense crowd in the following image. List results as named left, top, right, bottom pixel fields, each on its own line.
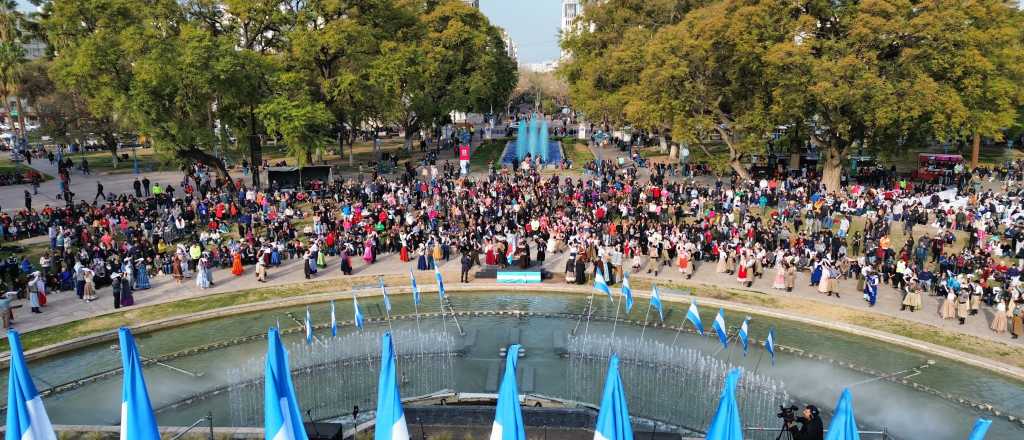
left=1, top=143, right=1024, bottom=343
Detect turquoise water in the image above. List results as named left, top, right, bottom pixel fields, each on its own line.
left=6, top=290, right=1024, bottom=439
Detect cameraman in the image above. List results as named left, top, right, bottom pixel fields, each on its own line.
left=787, top=405, right=823, bottom=440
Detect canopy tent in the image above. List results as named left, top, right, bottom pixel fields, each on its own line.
left=266, top=165, right=333, bottom=189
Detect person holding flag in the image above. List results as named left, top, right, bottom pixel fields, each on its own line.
left=712, top=308, right=729, bottom=348
left=686, top=300, right=704, bottom=336
left=354, top=295, right=365, bottom=330
left=375, top=333, right=410, bottom=440
left=593, top=354, right=632, bottom=440
left=621, top=273, right=633, bottom=313
left=265, top=327, right=308, bottom=440
left=118, top=327, right=161, bottom=440
left=330, top=300, right=338, bottom=337
left=490, top=345, right=526, bottom=440
left=6, top=330, right=56, bottom=440
left=738, top=317, right=751, bottom=356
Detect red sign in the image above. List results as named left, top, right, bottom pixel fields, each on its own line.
left=459, top=144, right=471, bottom=161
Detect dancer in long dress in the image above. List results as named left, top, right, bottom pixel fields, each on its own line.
left=772, top=261, right=787, bottom=289
left=120, top=273, right=134, bottom=306
left=82, top=268, right=96, bottom=301
left=231, top=251, right=244, bottom=276
left=135, top=258, right=151, bottom=289
left=196, top=255, right=211, bottom=288
left=864, top=270, right=879, bottom=306
left=940, top=290, right=957, bottom=319
left=990, top=300, right=1008, bottom=333
left=809, top=259, right=823, bottom=286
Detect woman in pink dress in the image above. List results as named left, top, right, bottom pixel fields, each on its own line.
left=363, top=239, right=373, bottom=263
left=485, top=240, right=497, bottom=266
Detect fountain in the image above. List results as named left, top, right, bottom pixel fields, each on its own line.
left=502, top=114, right=563, bottom=166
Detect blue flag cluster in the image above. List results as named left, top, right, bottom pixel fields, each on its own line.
left=684, top=300, right=773, bottom=361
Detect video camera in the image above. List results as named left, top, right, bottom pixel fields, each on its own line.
left=776, top=405, right=799, bottom=423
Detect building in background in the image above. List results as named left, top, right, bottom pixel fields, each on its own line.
left=560, top=0, right=583, bottom=59
left=21, top=40, right=46, bottom=60
left=462, top=0, right=479, bottom=8
left=498, top=28, right=518, bottom=66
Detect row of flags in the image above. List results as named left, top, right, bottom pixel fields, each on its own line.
left=596, top=275, right=777, bottom=363
left=5, top=325, right=997, bottom=440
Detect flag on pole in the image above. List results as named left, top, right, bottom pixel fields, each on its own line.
left=490, top=345, right=526, bottom=440
left=686, top=300, right=704, bottom=336
left=705, top=368, right=743, bottom=440
left=967, top=418, right=992, bottom=440
left=6, top=330, right=56, bottom=440
left=265, top=327, right=309, bottom=440
left=621, top=273, right=633, bottom=313
left=118, top=327, right=161, bottom=440
left=330, top=301, right=338, bottom=337
left=594, top=270, right=611, bottom=301
left=712, top=309, right=729, bottom=348
left=650, top=285, right=664, bottom=321
left=409, top=270, right=421, bottom=306
left=375, top=333, right=410, bottom=440
left=379, top=278, right=392, bottom=314
left=434, top=263, right=446, bottom=301
left=764, top=327, right=776, bottom=366
left=824, top=388, right=860, bottom=440
left=593, top=354, right=633, bottom=440
left=305, top=307, right=313, bottom=345
left=354, top=295, right=365, bottom=330
left=738, top=317, right=750, bottom=356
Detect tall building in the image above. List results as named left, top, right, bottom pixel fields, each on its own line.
left=498, top=28, right=519, bottom=66
left=560, top=0, right=583, bottom=59
left=462, top=0, right=479, bottom=8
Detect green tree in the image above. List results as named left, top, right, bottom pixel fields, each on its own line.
left=257, top=72, right=333, bottom=165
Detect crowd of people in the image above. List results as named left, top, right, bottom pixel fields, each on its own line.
left=0, top=140, right=1023, bottom=345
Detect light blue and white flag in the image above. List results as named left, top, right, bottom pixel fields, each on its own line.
left=375, top=333, right=409, bottom=440
left=305, top=307, right=313, bottom=345
left=705, top=369, right=743, bottom=440
left=738, top=317, right=750, bottom=356
left=490, top=345, right=526, bottom=440
left=650, top=285, right=664, bottom=321
left=379, top=278, right=392, bottom=314
left=265, top=327, right=308, bottom=440
left=354, top=295, right=365, bottom=330
left=824, top=388, right=860, bottom=440
left=593, top=354, right=633, bottom=440
left=686, top=300, right=704, bottom=336
left=330, top=301, right=338, bottom=337
left=434, top=263, right=446, bottom=300
left=621, top=273, right=633, bottom=313
left=764, top=327, right=776, bottom=365
left=118, top=327, right=160, bottom=440
left=409, top=270, right=421, bottom=306
left=6, top=330, right=56, bottom=440
left=594, top=270, right=611, bottom=301
left=967, top=418, right=992, bottom=440
left=712, top=308, right=728, bottom=348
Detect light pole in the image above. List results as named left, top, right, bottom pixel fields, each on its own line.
left=132, top=143, right=139, bottom=175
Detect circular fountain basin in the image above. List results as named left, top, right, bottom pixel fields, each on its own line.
left=5, top=290, right=1024, bottom=440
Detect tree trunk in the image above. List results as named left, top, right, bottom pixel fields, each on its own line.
left=730, top=157, right=751, bottom=181
left=248, top=109, right=262, bottom=188
left=403, top=128, right=414, bottom=152
left=669, top=143, right=679, bottom=160
left=971, top=131, right=980, bottom=169
left=821, top=146, right=844, bottom=193
left=103, top=132, right=119, bottom=168
left=179, top=146, right=231, bottom=181
left=2, top=94, right=16, bottom=142
left=15, top=96, right=26, bottom=142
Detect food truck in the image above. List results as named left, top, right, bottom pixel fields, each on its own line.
left=914, top=153, right=963, bottom=182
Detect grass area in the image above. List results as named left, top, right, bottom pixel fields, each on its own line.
left=0, top=241, right=50, bottom=269
left=469, top=138, right=510, bottom=170
left=70, top=148, right=180, bottom=174
left=877, top=143, right=1024, bottom=173
left=562, top=137, right=595, bottom=166
left=0, top=157, right=53, bottom=181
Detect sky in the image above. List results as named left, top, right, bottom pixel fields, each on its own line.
left=479, top=0, right=562, bottom=64
left=14, top=0, right=565, bottom=64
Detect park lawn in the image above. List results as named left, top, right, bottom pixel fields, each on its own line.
left=0, top=241, right=51, bottom=268
left=0, top=158, right=53, bottom=181
left=71, top=148, right=179, bottom=174
left=469, top=138, right=508, bottom=170
left=877, top=143, right=1024, bottom=174
left=563, top=138, right=595, bottom=166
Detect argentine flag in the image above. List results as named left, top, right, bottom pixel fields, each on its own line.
left=6, top=330, right=56, bottom=440
left=621, top=273, right=633, bottom=313
left=118, top=327, right=161, bottom=440
left=593, top=355, right=633, bottom=440
left=650, top=285, right=664, bottom=321
left=375, top=333, right=410, bottom=440
left=379, top=278, right=392, bottom=314
left=594, top=270, right=611, bottom=301
left=712, top=308, right=728, bottom=348
left=764, top=327, right=776, bottom=365
left=305, top=307, right=313, bottom=345
left=265, top=328, right=308, bottom=440
left=409, top=271, right=421, bottom=306
left=738, top=317, right=750, bottom=356
left=434, top=263, right=446, bottom=300
left=330, top=301, right=338, bottom=337
left=490, top=345, right=526, bottom=440
left=354, top=295, right=365, bottom=330
left=686, top=300, right=704, bottom=336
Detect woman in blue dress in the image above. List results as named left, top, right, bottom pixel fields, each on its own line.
left=416, top=244, right=429, bottom=271
left=271, top=245, right=282, bottom=266
left=863, top=270, right=879, bottom=306
left=135, top=258, right=151, bottom=289
left=809, top=259, right=823, bottom=286
left=196, top=255, right=211, bottom=288
left=308, top=249, right=318, bottom=275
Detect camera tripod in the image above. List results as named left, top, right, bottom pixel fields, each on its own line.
left=775, top=421, right=794, bottom=440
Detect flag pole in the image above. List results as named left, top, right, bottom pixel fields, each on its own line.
left=380, top=276, right=395, bottom=336
left=607, top=290, right=623, bottom=357
left=638, top=302, right=652, bottom=343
